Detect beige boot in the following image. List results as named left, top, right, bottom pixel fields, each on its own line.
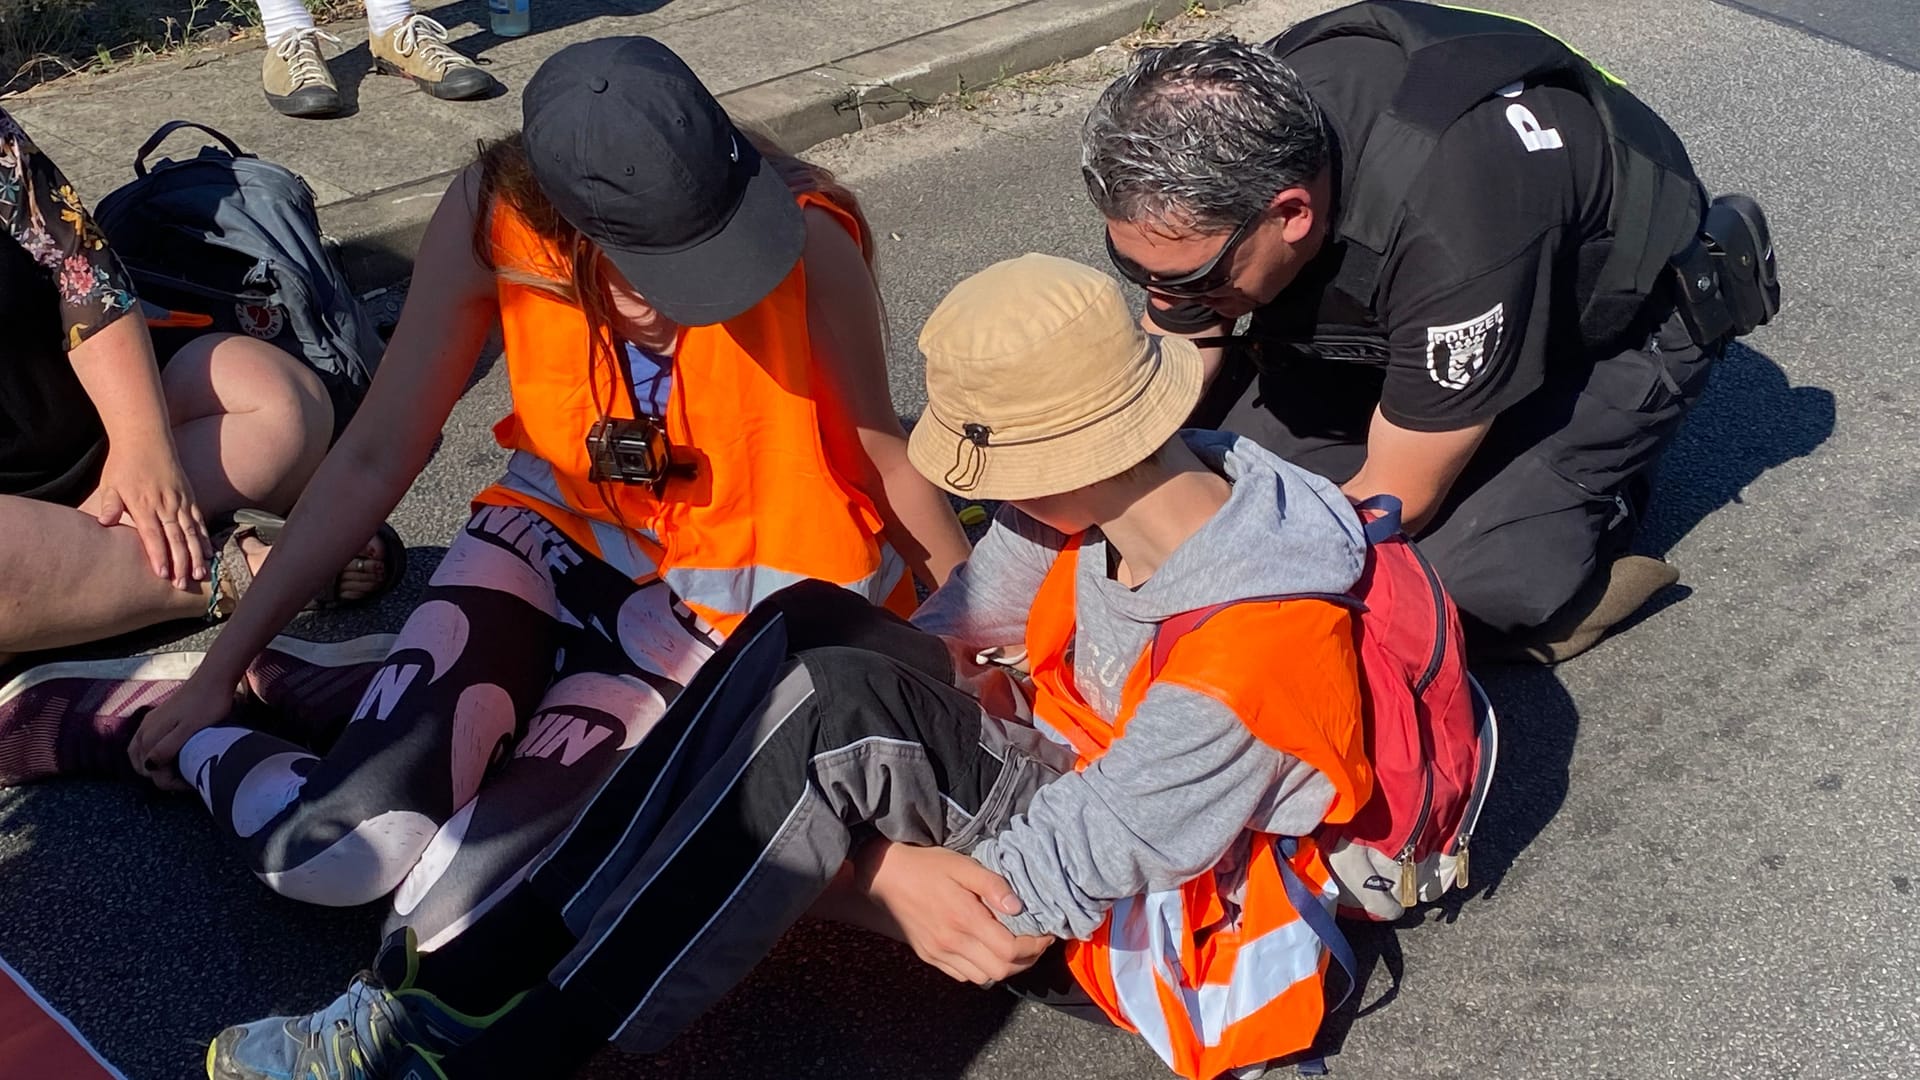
left=262, top=28, right=343, bottom=118
left=369, top=15, right=495, bottom=100
left=1479, top=555, right=1682, bottom=665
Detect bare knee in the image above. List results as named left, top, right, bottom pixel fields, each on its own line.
left=165, top=335, right=333, bottom=510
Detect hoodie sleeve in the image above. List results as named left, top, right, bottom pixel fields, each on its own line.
left=968, top=681, right=1336, bottom=940
left=910, top=504, right=1063, bottom=652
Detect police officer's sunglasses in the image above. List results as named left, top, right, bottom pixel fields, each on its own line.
left=1104, top=208, right=1261, bottom=299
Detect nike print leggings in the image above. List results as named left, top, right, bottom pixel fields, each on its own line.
left=178, top=505, right=720, bottom=949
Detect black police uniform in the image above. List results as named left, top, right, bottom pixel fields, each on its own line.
left=1161, top=3, right=1726, bottom=638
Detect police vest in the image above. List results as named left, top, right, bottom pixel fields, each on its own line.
left=1024, top=537, right=1374, bottom=1080
left=1270, top=0, right=1707, bottom=349
left=472, top=191, right=911, bottom=634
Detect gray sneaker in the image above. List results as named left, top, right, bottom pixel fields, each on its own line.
left=208, top=972, right=408, bottom=1080
left=207, top=933, right=507, bottom=1080
left=262, top=28, right=344, bottom=118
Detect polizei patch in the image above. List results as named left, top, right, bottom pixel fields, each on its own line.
left=1425, top=304, right=1504, bottom=390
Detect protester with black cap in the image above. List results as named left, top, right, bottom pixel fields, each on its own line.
left=116, top=43, right=970, bottom=1080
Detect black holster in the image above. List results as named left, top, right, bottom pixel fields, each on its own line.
left=1668, top=193, right=1781, bottom=346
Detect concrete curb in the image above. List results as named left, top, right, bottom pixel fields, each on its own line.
left=332, top=0, right=1237, bottom=290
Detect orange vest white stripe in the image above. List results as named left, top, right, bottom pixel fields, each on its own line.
left=473, top=191, right=911, bottom=634
left=1023, top=538, right=1372, bottom=1080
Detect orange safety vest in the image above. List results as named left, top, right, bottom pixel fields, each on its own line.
left=1025, top=538, right=1372, bottom=1080
left=472, top=190, right=912, bottom=634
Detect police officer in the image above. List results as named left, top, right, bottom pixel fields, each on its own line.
left=1081, top=1, right=1776, bottom=662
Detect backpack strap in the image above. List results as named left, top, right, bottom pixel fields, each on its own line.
left=1353, top=493, right=1405, bottom=545
left=134, top=121, right=245, bottom=177
left=1276, top=835, right=1358, bottom=1008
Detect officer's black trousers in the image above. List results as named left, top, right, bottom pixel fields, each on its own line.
left=1194, top=309, right=1719, bottom=638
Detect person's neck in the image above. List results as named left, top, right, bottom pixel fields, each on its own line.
left=1095, top=440, right=1232, bottom=588
left=625, top=325, right=680, bottom=356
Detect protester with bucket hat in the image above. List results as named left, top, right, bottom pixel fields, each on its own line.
left=86, top=39, right=970, bottom=1078
left=195, top=253, right=1370, bottom=1080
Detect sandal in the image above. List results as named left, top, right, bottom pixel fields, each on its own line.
left=206, top=509, right=408, bottom=622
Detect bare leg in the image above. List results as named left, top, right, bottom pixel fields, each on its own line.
left=0, top=336, right=349, bottom=655
left=0, top=497, right=213, bottom=653
left=83, top=333, right=333, bottom=520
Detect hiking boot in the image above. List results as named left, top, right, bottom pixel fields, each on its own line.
left=207, top=938, right=498, bottom=1080
left=1475, top=554, right=1682, bottom=665
left=0, top=652, right=203, bottom=785
left=244, top=634, right=395, bottom=744
left=369, top=15, right=495, bottom=100
left=262, top=29, right=344, bottom=118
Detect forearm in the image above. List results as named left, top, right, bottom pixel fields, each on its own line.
left=879, top=458, right=971, bottom=589
left=1342, top=410, right=1492, bottom=535
left=1340, top=460, right=1442, bottom=534
left=1140, top=304, right=1229, bottom=392
left=806, top=850, right=908, bottom=942
left=65, top=314, right=175, bottom=451
left=971, top=687, right=1289, bottom=940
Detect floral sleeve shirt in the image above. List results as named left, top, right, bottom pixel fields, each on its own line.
left=0, top=106, right=136, bottom=352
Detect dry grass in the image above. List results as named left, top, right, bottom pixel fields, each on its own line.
left=0, top=0, right=362, bottom=92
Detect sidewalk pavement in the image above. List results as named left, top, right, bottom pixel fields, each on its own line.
left=2, top=0, right=1230, bottom=288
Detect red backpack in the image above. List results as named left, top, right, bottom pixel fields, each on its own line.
left=1148, top=495, right=1499, bottom=922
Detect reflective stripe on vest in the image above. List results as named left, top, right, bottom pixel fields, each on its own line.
left=499, top=451, right=662, bottom=581
left=663, top=544, right=906, bottom=618
left=472, top=190, right=911, bottom=633
left=1108, top=860, right=1335, bottom=1066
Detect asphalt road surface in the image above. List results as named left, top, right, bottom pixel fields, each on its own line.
left=3, top=0, right=1917, bottom=1077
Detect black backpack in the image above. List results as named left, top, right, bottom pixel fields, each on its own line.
left=94, top=121, right=383, bottom=440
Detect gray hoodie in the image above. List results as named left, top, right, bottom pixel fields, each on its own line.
left=911, top=431, right=1367, bottom=940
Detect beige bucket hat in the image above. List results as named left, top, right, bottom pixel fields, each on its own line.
left=907, top=253, right=1205, bottom=502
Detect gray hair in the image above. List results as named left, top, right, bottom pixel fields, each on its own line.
left=1081, top=37, right=1328, bottom=231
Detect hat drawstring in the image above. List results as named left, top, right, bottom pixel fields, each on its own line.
left=945, top=423, right=992, bottom=492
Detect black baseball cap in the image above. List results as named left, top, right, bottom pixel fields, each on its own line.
left=521, top=37, right=805, bottom=326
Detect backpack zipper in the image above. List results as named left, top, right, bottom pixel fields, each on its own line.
left=1396, top=770, right=1434, bottom=909
left=1408, top=541, right=1449, bottom=695
left=1396, top=539, right=1452, bottom=908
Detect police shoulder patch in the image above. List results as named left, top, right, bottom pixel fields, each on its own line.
left=1425, top=303, right=1504, bottom=391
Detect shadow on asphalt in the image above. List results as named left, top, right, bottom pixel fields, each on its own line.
left=1303, top=662, right=1582, bottom=1066
left=1311, top=343, right=1833, bottom=1066
left=576, top=920, right=1031, bottom=1079
left=0, top=780, right=384, bottom=1080
left=1636, top=341, right=1836, bottom=557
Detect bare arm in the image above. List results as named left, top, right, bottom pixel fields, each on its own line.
left=1, top=108, right=209, bottom=587
left=1140, top=298, right=1230, bottom=391
left=1341, top=409, right=1490, bottom=534
left=66, top=313, right=210, bottom=586
left=66, top=312, right=170, bottom=451
left=804, top=207, right=970, bottom=588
